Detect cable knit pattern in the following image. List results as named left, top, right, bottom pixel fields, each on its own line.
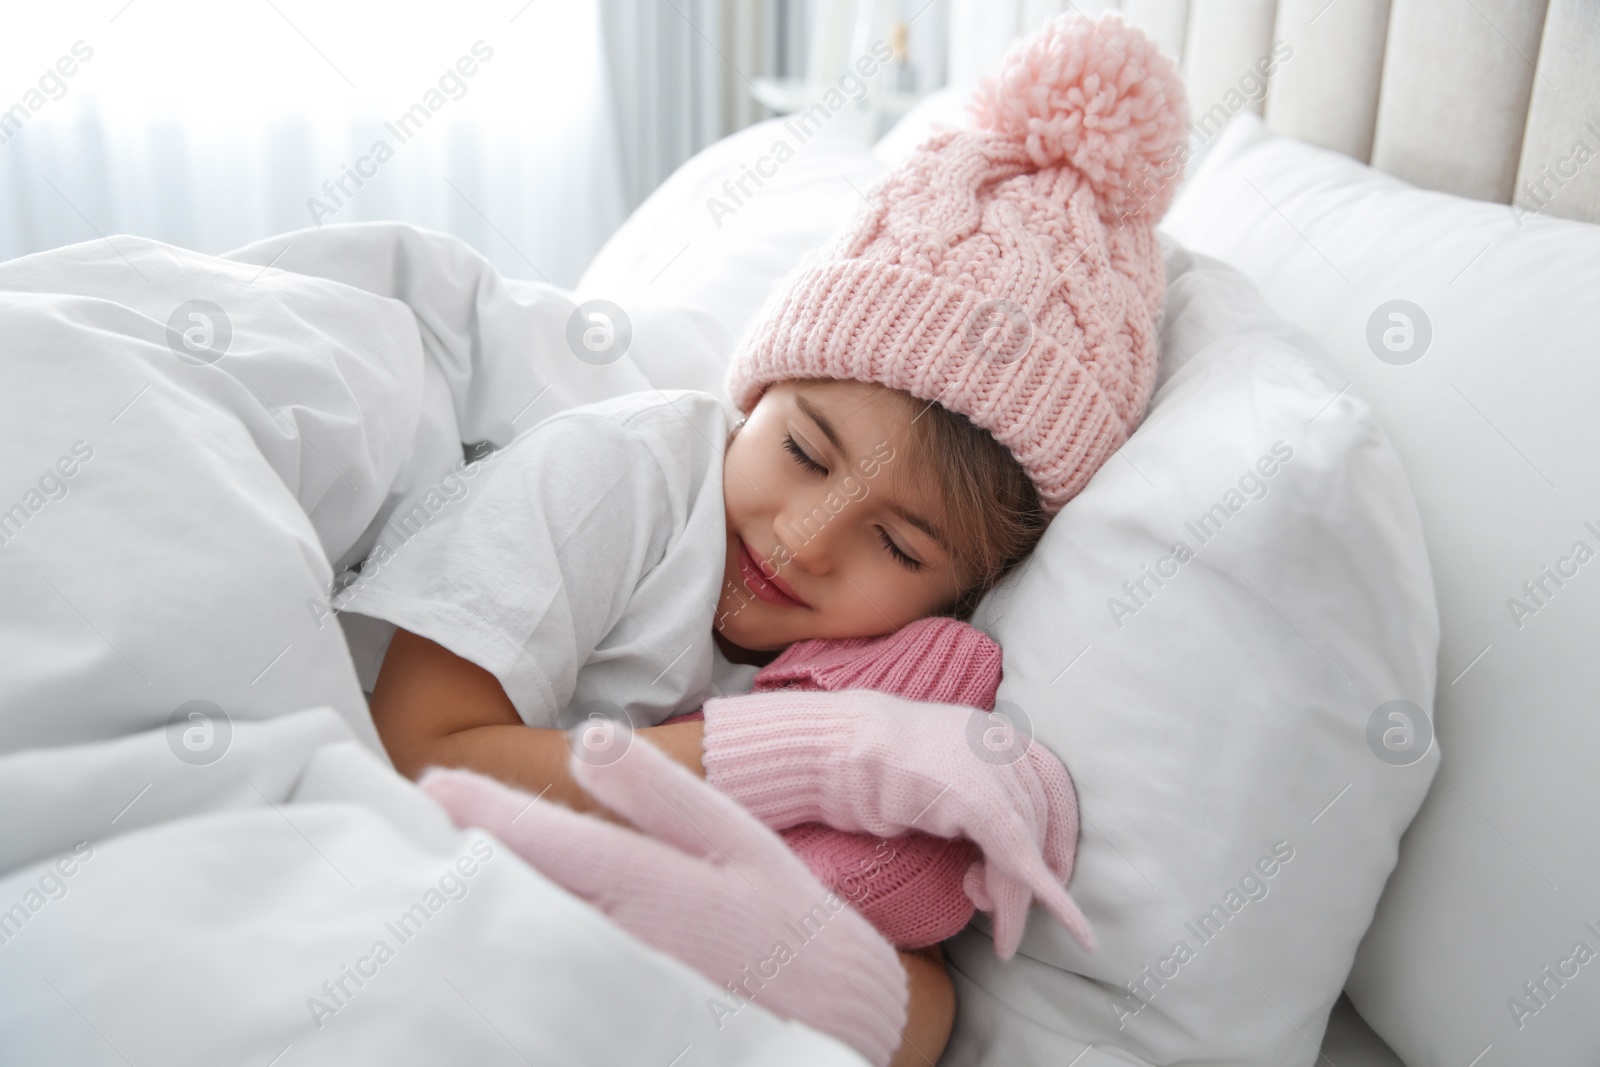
left=723, top=11, right=1188, bottom=514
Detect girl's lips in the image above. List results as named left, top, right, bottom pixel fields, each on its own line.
left=738, top=537, right=808, bottom=608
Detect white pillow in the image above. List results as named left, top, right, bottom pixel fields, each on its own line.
left=939, top=237, right=1438, bottom=1067
left=1161, top=112, right=1600, bottom=1067
left=870, top=84, right=971, bottom=169
left=578, top=115, right=890, bottom=378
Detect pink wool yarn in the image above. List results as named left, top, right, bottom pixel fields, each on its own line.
left=724, top=12, right=1189, bottom=514
left=671, top=615, right=1011, bottom=949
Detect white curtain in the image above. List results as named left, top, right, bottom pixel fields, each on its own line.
left=598, top=0, right=795, bottom=213
left=0, top=0, right=626, bottom=287
left=594, top=0, right=953, bottom=214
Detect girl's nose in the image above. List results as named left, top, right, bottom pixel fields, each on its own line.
left=776, top=496, right=844, bottom=576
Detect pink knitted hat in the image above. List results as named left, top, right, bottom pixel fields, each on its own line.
left=725, top=12, right=1188, bottom=514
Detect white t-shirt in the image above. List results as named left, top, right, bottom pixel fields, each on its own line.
left=334, top=389, right=761, bottom=728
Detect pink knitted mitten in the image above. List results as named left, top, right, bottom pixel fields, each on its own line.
left=420, top=736, right=909, bottom=1066
left=701, top=659, right=1095, bottom=957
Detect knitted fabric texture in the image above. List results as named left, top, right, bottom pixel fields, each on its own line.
left=671, top=615, right=1001, bottom=948
left=723, top=12, right=1189, bottom=514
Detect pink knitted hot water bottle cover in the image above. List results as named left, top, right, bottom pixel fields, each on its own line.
left=668, top=616, right=1003, bottom=949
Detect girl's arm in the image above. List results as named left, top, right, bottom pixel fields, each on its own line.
left=375, top=628, right=956, bottom=1063
left=368, top=627, right=706, bottom=813
left=896, top=944, right=956, bottom=1066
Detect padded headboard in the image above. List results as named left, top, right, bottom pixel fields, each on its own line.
left=947, top=0, right=1600, bottom=224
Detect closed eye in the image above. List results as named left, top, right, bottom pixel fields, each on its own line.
left=877, top=527, right=922, bottom=571
left=782, top=433, right=827, bottom=475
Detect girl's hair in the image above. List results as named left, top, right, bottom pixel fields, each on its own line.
left=900, top=394, right=1050, bottom=621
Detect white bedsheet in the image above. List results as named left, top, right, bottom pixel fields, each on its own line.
left=0, top=223, right=862, bottom=1066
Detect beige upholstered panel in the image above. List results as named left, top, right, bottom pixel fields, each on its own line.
left=946, top=0, right=1599, bottom=219
left=1182, top=0, right=1278, bottom=132
left=1514, top=0, right=1600, bottom=224
left=1263, top=0, right=1391, bottom=162
left=1370, top=0, right=1550, bottom=203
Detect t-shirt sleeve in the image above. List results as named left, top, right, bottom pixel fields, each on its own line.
left=333, top=412, right=670, bottom=727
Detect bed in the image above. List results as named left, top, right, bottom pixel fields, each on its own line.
left=2, top=2, right=1597, bottom=1065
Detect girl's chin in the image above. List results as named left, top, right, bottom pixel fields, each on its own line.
left=716, top=617, right=775, bottom=651
left=712, top=624, right=784, bottom=667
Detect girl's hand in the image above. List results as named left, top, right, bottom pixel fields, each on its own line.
left=419, top=732, right=911, bottom=1067
left=699, top=687, right=1095, bottom=958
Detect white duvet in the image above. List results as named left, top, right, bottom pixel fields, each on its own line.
left=0, top=223, right=862, bottom=1066
left=0, top=217, right=1434, bottom=1067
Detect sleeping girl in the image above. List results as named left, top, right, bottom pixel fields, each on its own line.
left=333, top=13, right=1187, bottom=1066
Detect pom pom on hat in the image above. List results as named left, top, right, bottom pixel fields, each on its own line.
left=968, top=11, right=1189, bottom=220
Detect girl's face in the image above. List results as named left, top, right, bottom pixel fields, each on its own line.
left=715, top=379, right=966, bottom=654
